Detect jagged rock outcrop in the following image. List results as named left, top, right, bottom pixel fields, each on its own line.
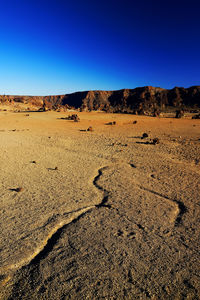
left=1, top=86, right=200, bottom=113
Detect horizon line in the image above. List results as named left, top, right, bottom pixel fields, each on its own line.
left=0, top=85, right=199, bottom=97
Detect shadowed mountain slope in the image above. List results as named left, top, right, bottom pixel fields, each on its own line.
left=1, top=86, right=200, bottom=112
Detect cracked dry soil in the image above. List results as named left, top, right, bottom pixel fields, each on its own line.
left=0, top=111, right=200, bottom=299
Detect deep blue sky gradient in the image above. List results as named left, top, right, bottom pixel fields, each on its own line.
left=0, top=0, right=200, bottom=95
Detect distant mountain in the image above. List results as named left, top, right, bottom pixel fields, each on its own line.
left=1, top=86, right=200, bottom=113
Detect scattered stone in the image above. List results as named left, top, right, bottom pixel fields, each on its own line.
left=141, top=133, right=148, bottom=139
left=133, top=121, right=137, bottom=124
left=106, top=121, right=116, bottom=125
left=60, top=114, right=80, bottom=121
left=175, top=110, right=184, bottom=118
left=73, top=115, right=80, bottom=122
left=47, top=167, right=58, bottom=171
left=130, top=163, right=136, bottom=168
left=115, top=143, right=128, bottom=146
left=152, top=138, right=160, bottom=145
left=15, top=187, right=23, bottom=192
left=71, top=114, right=80, bottom=121
left=31, top=161, right=36, bottom=164
left=87, top=126, right=93, bottom=132
left=192, top=113, right=200, bottom=119
left=153, top=109, right=160, bottom=117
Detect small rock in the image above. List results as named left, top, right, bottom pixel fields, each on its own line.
left=15, top=187, right=23, bottom=192
left=175, top=110, right=184, bottom=118
left=142, top=133, right=148, bottom=139
left=192, top=113, right=200, bottom=119
left=87, top=126, right=93, bottom=132
left=67, top=114, right=80, bottom=121
left=133, top=121, right=137, bottom=124
left=153, top=109, right=160, bottom=117
left=152, top=138, right=159, bottom=145
left=106, top=121, right=116, bottom=125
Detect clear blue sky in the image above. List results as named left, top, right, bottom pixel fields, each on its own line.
left=0, top=0, right=200, bottom=95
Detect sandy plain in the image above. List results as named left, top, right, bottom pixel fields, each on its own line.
left=0, top=107, right=199, bottom=299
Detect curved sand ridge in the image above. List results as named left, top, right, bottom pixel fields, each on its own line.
left=0, top=128, right=107, bottom=276
left=0, top=111, right=199, bottom=299
left=0, top=161, right=182, bottom=288
left=3, top=158, right=199, bottom=299
left=93, top=162, right=182, bottom=233
left=0, top=156, right=181, bottom=280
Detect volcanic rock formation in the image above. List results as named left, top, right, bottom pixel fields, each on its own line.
left=1, top=86, right=200, bottom=113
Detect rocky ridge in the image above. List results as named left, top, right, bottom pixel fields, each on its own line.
left=1, top=86, right=200, bottom=113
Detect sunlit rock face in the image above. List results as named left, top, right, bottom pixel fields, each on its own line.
left=1, top=86, right=200, bottom=112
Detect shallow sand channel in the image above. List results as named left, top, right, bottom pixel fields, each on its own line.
left=0, top=110, right=200, bottom=299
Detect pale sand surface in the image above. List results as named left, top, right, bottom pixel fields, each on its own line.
left=0, top=110, right=199, bottom=299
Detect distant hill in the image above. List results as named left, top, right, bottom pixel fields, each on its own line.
left=1, top=86, right=200, bottom=113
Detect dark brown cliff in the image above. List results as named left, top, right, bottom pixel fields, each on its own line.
left=1, top=86, right=200, bottom=113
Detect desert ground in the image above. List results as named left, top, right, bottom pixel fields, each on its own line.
left=0, top=107, right=199, bottom=299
